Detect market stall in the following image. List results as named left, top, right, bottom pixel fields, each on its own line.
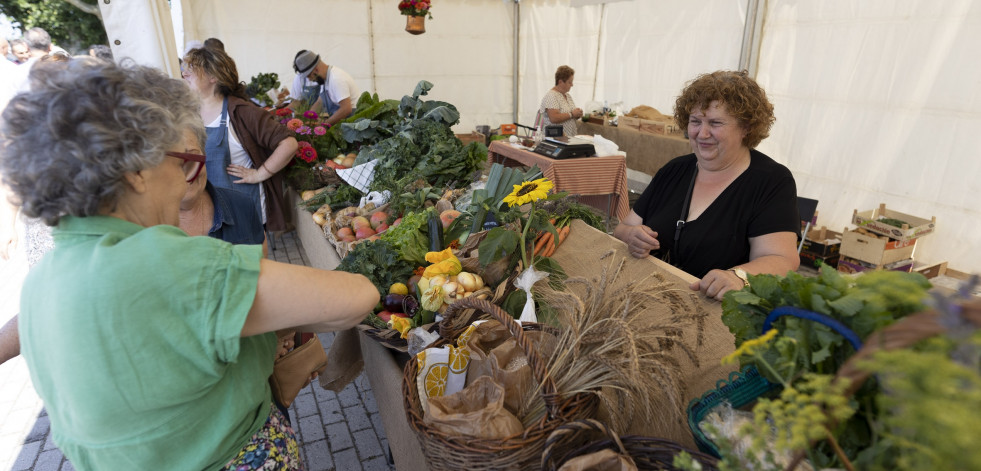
left=577, top=121, right=692, bottom=177
left=487, top=140, right=629, bottom=223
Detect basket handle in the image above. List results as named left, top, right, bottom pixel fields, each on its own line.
left=763, top=306, right=863, bottom=351
left=441, top=297, right=561, bottom=417
left=541, top=419, right=626, bottom=471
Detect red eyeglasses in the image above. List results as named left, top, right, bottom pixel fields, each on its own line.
left=165, top=151, right=206, bottom=183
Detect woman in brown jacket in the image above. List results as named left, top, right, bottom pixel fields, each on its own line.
left=183, top=47, right=298, bottom=232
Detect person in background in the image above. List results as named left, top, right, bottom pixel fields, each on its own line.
left=23, top=27, right=53, bottom=59
left=87, top=44, right=113, bottom=61
left=182, top=46, right=298, bottom=233
left=204, top=37, right=225, bottom=50
left=1, top=38, right=11, bottom=62
left=614, top=70, right=799, bottom=301
left=290, top=49, right=360, bottom=126
left=9, top=38, right=29, bottom=64
left=0, top=57, right=378, bottom=470
left=539, top=65, right=584, bottom=137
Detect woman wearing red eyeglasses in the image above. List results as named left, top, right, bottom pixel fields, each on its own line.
left=0, top=58, right=377, bottom=470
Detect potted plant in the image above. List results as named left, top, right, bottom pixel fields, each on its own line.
left=399, top=0, right=432, bottom=35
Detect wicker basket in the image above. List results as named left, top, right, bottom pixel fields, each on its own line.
left=403, top=297, right=597, bottom=471
left=541, top=419, right=720, bottom=471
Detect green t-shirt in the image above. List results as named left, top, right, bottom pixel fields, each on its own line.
left=19, top=216, right=275, bottom=470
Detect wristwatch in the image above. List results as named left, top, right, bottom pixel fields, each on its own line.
left=727, top=268, right=750, bottom=287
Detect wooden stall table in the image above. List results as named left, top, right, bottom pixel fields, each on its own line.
left=290, top=192, right=431, bottom=470
left=487, top=140, right=629, bottom=224
left=578, top=121, right=692, bottom=177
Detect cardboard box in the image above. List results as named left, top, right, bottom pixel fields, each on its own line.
left=801, top=226, right=841, bottom=258
left=800, top=251, right=839, bottom=269
left=500, top=123, right=517, bottom=135
left=840, top=228, right=918, bottom=266
left=852, top=203, right=935, bottom=242
left=837, top=255, right=914, bottom=275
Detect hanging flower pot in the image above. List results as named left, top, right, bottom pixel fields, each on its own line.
left=405, top=15, right=426, bottom=35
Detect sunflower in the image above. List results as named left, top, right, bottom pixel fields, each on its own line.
left=502, top=178, right=554, bottom=207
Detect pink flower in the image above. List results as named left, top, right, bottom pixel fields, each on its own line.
left=297, top=125, right=312, bottom=135
left=303, top=110, right=319, bottom=120
left=298, top=146, right=317, bottom=163
left=297, top=140, right=312, bottom=148
left=286, top=118, right=303, bottom=131
left=314, top=126, right=327, bottom=136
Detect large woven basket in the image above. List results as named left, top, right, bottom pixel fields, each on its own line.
left=402, top=297, right=597, bottom=471
left=541, top=419, right=720, bottom=471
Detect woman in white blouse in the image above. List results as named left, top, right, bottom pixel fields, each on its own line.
left=539, top=65, right=584, bottom=137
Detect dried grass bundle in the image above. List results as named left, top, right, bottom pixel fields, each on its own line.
left=521, top=255, right=700, bottom=434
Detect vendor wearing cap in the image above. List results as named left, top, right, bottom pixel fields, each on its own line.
left=290, top=50, right=361, bottom=126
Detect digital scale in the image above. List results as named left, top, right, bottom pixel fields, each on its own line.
left=532, top=136, right=596, bottom=160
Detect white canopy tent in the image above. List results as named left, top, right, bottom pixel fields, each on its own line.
left=101, top=0, right=981, bottom=273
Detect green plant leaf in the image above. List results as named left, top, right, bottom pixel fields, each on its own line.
left=477, top=227, right=519, bottom=267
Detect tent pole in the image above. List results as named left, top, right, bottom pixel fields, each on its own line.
left=738, top=0, right=767, bottom=77
left=512, top=0, right=520, bottom=123
left=368, top=0, right=377, bottom=94
left=591, top=3, right=607, bottom=102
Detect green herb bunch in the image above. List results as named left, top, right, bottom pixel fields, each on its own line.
left=245, top=72, right=280, bottom=107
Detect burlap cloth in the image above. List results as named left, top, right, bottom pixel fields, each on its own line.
left=546, top=220, right=735, bottom=447
left=322, top=220, right=736, bottom=448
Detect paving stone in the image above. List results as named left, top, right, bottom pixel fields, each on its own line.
left=370, top=413, right=386, bottom=438
left=33, top=450, right=62, bottom=471
left=351, top=429, right=383, bottom=459
left=324, top=422, right=353, bottom=452
left=361, top=455, right=393, bottom=471
left=330, top=447, right=362, bottom=471
left=300, top=440, right=334, bottom=471
left=60, top=459, right=75, bottom=471
left=25, top=415, right=49, bottom=443
left=362, top=389, right=379, bottom=414
left=11, top=440, right=40, bottom=471
left=337, top=383, right=361, bottom=408
left=318, top=398, right=345, bottom=425
left=1, top=409, right=34, bottom=435
left=343, top=405, right=371, bottom=432
left=298, top=415, right=326, bottom=443
left=292, top=391, right=318, bottom=418
left=311, top=383, right=336, bottom=403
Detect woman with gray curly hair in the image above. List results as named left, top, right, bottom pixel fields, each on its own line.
left=0, top=58, right=378, bottom=470
left=614, top=70, right=800, bottom=301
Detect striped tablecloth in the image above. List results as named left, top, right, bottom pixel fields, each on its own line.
left=488, top=140, right=630, bottom=221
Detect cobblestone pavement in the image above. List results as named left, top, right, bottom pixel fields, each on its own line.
left=0, top=231, right=392, bottom=471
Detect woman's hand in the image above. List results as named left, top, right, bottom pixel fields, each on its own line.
left=228, top=164, right=269, bottom=184
left=690, top=269, right=744, bottom=301
left=613, top=211, right=660, bottom=259
left=621, top=225, right=659, bottom=258
left=570, top=108, right=583, bottom=120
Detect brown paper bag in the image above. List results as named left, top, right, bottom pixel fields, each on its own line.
left=466, top=325, right=557, bottom=416
left=423, top=376, right=524, bottom=439
left=557, top=448, right=638, bottom=471
left=319, top=328, right=364, bottom=392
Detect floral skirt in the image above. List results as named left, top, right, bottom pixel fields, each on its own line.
left=220, top=403, right=303, bottom=470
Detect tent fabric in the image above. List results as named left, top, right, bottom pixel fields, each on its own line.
left=112, top=0, right=979, bottom=272
left=99, top=0, right=180, bottom=78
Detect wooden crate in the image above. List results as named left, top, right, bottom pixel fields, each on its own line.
left=455, top=132, right=486, bottom=146
left=851, top=203, right=935, bottom=242
left=618, top=116, right=641, bottom=130
left=638, top=118, right=679, bottom=135
left=840, top=228, right=918, bottom=266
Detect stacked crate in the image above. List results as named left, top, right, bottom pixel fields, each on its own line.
left=800, top=226, right=842, bottom=269
left=837, top=204, right=936, bottom=274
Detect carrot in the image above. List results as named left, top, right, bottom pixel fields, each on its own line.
left=533, top=232, right=551, bottom=256
left=556, top=225, right=571, bottom=246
